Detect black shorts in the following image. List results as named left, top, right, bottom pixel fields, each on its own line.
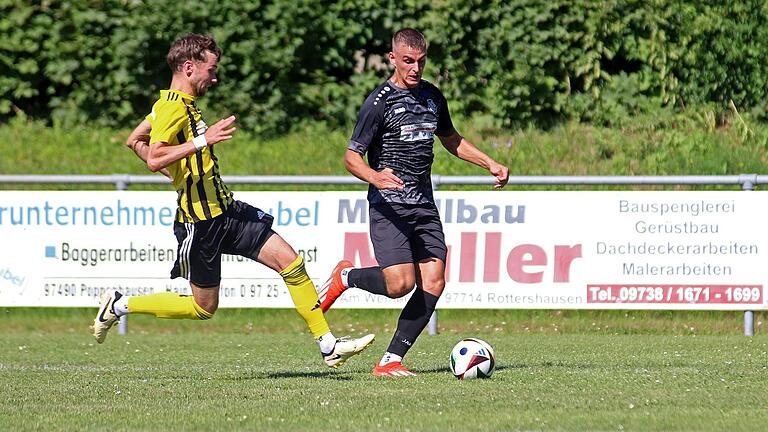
left=171, top=200, right=274, bottom=288
left=369, top=202, right=447, bottom=268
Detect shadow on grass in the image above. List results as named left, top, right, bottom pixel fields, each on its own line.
left=412, top=364, right=512, bottom=374
left=223, top=370, right=356, bottom=380
left=229, top=365, right=515, bottom=380
left=265, top=371, right=355, bottom=380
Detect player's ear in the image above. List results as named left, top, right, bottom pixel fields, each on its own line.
left=183, top=60, right=194, bottom=77
left=388, top=52, right=396, bottom=68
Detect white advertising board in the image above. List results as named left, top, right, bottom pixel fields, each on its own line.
left=0, top=191, right=765, bottom=310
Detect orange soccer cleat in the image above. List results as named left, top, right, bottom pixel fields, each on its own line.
left=372, top=362, right=416, bottom=378
left=318, top=260, right=353, bottom=312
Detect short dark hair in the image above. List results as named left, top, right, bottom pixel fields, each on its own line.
left=392, top=28, right=427, bottom=52
left=166, top=33, right=221, bottom=72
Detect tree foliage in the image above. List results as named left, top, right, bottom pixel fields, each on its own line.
left=2, top=0, right=767, bottom=134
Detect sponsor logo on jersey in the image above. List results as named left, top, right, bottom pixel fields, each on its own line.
left=427, top=98, right=438, bottom=114
left=399, top=122, right=437, bottom=142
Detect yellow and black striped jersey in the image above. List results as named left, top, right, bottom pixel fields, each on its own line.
left=146, top=89, right=233, bottom=223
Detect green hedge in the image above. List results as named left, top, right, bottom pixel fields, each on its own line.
left=2, top=0, right=767, bottom=134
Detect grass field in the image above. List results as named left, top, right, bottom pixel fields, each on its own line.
left=2, top=116, right=768, bottom=193
left=2, top=308, right=767, bottom=431
left=3, top=110, right=768, bottom=430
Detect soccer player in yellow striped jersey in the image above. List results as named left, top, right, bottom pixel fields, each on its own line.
left=94, top=33, right=374, bottom=368
left=147, top=88, right=233, bottom=222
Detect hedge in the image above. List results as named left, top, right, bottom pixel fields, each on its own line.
left=2, top=0, right=766, bottom=134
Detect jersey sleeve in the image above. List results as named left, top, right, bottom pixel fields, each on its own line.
left=435, top=91, right=456, bottom=137
left=348, top=92, right=385, bottom=154
left=148, top=102, right=187, bottom=145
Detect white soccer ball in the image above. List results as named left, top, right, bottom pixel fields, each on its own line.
left=449, top=338, right=496, bottom=380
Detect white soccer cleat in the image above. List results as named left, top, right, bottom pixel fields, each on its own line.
left=323, top=333, right=376, bottom=368
left=92, top=290, right=122, bottom=344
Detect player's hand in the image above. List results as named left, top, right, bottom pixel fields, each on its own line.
left=370, top=168, right=404, bottom=190
left=204, top=115, right=237, bottom=145
left=490, top=162, right=509, bottom=189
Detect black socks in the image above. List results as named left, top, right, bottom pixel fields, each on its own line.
left=386, top=289, right=439, bottom=357
left=348, top=267, right=389, bottom=296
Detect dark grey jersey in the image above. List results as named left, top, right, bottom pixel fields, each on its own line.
left=348, top=80, right=455, bottom=205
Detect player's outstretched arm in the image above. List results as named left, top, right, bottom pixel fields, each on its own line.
left=126, top=119, right=172, bottom=179
left=344, top=149, right=404, bottom=190
left=438, top=132, right=509, bottom=189
left=147, top=115, right=237, bottom=173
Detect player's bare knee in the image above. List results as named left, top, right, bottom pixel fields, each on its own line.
left=420, top=278, right=446, bottom=296
left=387, top=279, right=416, bottom=298
left=383, top=265, right=416, bottom=298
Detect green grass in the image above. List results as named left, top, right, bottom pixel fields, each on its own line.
left=2, top=114, right=768, bottom=192
left=2, top=309, right=768, bottom=431
left=3, top=113, right=768, bottom=429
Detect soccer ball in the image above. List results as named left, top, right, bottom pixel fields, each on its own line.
left=449, top=338, right=496, bottom=379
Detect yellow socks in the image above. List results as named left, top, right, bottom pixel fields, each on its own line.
left=127, top=292, right=212, bottom=320
left=280, top=255, right=331, bottom=338
left=122, top=256, right=329, bottom=338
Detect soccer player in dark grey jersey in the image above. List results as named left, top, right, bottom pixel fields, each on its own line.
left=319, top=28, right=509, bottom=377
left=347, top=77, right=453, bottom=205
